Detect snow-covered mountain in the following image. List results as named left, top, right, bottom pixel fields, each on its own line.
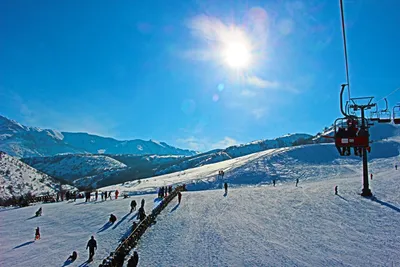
left=22, top=154, right=128, bottom=188
left=22, top=133, right=315, bottom=188
left=0, top=152, right=74, bottom=199
left=0, top=115, right=197, bottom=158
left=156, top=133, right=313, bottom=175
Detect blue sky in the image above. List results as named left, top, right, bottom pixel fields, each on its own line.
left=1, top=0, right=399, bottom=151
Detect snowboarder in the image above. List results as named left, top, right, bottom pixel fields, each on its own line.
left=86, top=236, right=97, bottom=261
left=35, top=227, right=40, bottom=240
left=296, top=178, right=299, bottom=187
left=141, top=199, right=145, bottom=208
left=224, top=182, right=228, bottom=194
left=35, top=207, right=42, bottom=217
left=178, top=191, right=182, bottom=204
left=67, top=251, right=78, bottom=262
left=335, top=186, right=338, bottom=195
left=273, top=180, right=276, bottom=187
left=130, top=200, right=137, bottom=213
left=115, top=190, right=119, bottom=199
left=127, top=251, right=139, bottom=267
left=109, top=214, right=117, bottom=224
left=95, top=191, right=98, bottom=201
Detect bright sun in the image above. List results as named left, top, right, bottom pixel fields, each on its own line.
left=223, top=42, right=251, bottom=69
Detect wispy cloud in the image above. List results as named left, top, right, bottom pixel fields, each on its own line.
left=176, top=136, right=208, bottom=151
left=241, top=90, right=257, bottom=97
left=251, top=108, right=266, bottom=119
left=211, top=137, right=240, bottom=149
left=176, top=136, right=241, bottom=152
left=246, top=76, right=280, bottom=89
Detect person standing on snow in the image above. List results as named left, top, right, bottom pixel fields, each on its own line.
left=335, top=186, right=338, bottom=195
left=396, top=165, right=398, bottom=170
left=35, top=227, right=40, bottom=240
left=127, top=251, right=139, bottom=267
left=86, top=236, right=97, bottom=261
left=130, top=200, right=137, bottom=213
left=141, top=199, right=145, bottom=209
left=115, top=190, right=119, bottom=199
left=296, top=178, right=299, bottom=187
left=178, top=191, right=182, bottom=204
left=370, top=173, right=373, bottom=180
left=95, top=191, right=98, bottom=201
left=273, top=180, right=276, bottom=187
left=224, top=182, right=228, bottom=194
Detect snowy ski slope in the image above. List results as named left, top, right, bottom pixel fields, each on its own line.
left=0, top=195, right=159, bottom=267
left=0, top=158, right=399, bottom=266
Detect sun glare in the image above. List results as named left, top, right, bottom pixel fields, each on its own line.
left=223, top=41, right=251, bottom=69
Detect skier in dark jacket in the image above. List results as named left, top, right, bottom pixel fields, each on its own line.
left=130, top=200, right=137, bottom=213
left=141, top=199, right=145, bottom=208
left=109, top=214, right=117, bottom=224
left=178, top=191, right=182, bottom=204
left=86, top=236, right=97, bottom=261
left=138, top=207, right=146, bottom=221
left=35, top=207, right=42, bottom=217
left=127, top=251, right=139, bottom=267
left=296, top=178, right=299, bottom=187
left=67, top=251, right=78, bottom=262
left=335, top=185, right=338, bottom=195
left=224, top=183, right=228, bottom=194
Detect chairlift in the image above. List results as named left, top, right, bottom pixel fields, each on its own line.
left=369, top=105, right=379, bottom=122
left=393, top=104, right=400, bottom=124
left=334, top=117, right=370, bottom=156
left=378, top=98, right=392, bottom=123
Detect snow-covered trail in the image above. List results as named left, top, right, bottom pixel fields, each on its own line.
left=137, top=167, right=400, bottom=267
left=0, top=195, right=159, bottom=267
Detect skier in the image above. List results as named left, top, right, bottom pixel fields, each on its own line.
left=86, top=236, right=97, bottom=262
left=127, top=251, right=139, bottom=267
left=335, top=185, right=338, bottom=195
left=130, top=200, right=137, bottom=213
left=109, top=191, right=112, bottom=200
left=273, top=180, right=276, bottom=187
left=396, top=165, right=398, bottom=170
left=370, top=173, right=373, bottom=180
left=178, top=191, right=182, bottom=204
left=224, top=182, right=228, bottom=194
left=109, top=214, right=117, bottom=224
left=296, top=178, right=299, bottom=187
left=35, top=227, right=40, bottom=240
left=67, top=251, right=78, bottom=262
left=141, top=198, right=145, bottom=208
left=35, top=207, right=42, bottom=217
left=115, top=190, right=119, bottom=200
left=101, top=191, right=104, bottom=201
left=95, top=191, right=98, bottom=201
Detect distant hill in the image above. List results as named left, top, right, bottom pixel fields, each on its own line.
left=0, top=115, right=197, bottom=158
left=0, top=151, right=75, bottom=199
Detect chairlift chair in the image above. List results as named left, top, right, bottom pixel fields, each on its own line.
left=369, top=105, right=379, bottom=122
left=334, top=117, right=370, bottom=150
left=378, top=98, right=392, bottom=123
left=393, top=104, right=400, bottom=124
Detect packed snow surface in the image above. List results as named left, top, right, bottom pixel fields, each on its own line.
left=0, top=148, right=399, bottom=266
